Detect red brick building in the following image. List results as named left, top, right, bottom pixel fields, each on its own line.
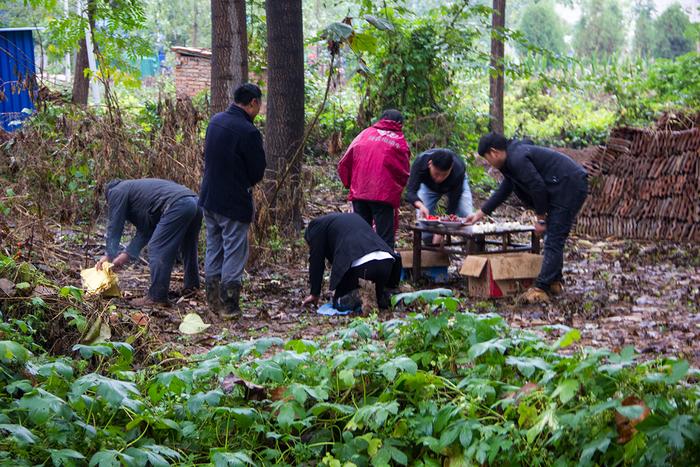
left=171, top=46, right=212, bottom=99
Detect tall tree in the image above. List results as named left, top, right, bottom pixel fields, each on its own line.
left=210, top=0, right=248, bottom=114
left=71, top=0, right=95, bottom=105
left=653, top=4, right=693, bottom=59
left=573, top=0, right=625, bottom=59
left=265, top=0, right=305, bottom=229
left=489, top=0, right=506, bottom=134
left=71, top=38, right=89, bottom=105
left=517, top=0, right=567, bottom=57
left=633, top=0, right=655, bottom=58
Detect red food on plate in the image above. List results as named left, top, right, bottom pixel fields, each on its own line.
left=425, top=215, right=439, bottom=220
left=439, top=214, right=462, bottom=222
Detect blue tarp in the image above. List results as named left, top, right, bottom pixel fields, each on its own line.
left=0, top=28, right=37, bottom=131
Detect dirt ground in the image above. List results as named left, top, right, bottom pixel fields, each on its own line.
left=30, top=165, right=700, bottom=367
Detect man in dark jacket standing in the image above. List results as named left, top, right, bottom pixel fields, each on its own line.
left=199, top=83, right=266, bottom=318
left=466, top=133, right=588, bottom=303
left=96, top=178, right=202, bottom=306
left=302, top=213, right=402, bottom=312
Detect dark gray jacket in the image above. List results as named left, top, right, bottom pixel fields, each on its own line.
left=481, top=141, right=587, bottom=216
left=105, top=179, right=195, bottom=259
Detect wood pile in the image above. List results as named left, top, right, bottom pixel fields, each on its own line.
left=576, top=126, right=700, bottom=242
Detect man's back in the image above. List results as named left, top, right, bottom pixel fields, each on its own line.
left=199, top=104, right=266, bottom=223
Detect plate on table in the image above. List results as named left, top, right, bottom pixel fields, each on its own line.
left=418, top=218, right=441, bottom=227
left=439, top=220, right=465, bottom=228
left=439, top=216, right=466, bottom=228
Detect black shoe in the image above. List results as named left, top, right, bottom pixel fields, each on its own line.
left=335, top=289, right=362, bottom=313
left=377, top=290, right=393, bottom=310
left=220, top=281, right=242, bottom=319
left=205, top=276, right=225, bottom=314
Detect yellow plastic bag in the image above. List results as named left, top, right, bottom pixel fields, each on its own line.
left=80, top=262, right=121, bottom=297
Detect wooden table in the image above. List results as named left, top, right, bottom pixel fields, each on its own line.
left=408, top=223, right=540, bottom=283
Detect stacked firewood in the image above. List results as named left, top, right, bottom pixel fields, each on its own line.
left=576, top=126, right=700, bottom=242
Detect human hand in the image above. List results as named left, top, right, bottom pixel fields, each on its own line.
left=111, top=252, right=130, bottom=270
left=534, top=221, right=547, bottom=236
left=302, top=294, right=319, bottom=307
left=95, top=256, right=109, bottom=271
left=415, top=202, right=430, bottom=219
left=464, top=210, right=485, bottom=225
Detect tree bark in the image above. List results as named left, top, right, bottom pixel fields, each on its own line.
left=489, top=0, right=506, bottom=134
left=265, top=0, right=305, bottom=229
left=210, top=0, right=249, bottom=114
left=71, top=38, right=89, bottom=105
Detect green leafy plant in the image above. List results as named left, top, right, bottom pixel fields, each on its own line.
left=0, top=287, right=698, bottom=465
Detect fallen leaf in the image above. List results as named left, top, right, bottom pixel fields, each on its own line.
left=31, top=285, right=54, bottom=297
left=0, top=278, right=15, bottom=297
left=179, top=313, right=211, bottom=335
left=615, top=396, right=651, bottom=444
left=221, top=374, right=268, bottom=400
left=129, top=312, right=149, bottom=327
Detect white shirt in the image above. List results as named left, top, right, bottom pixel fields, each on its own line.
left=351, top=250, right=394, bottom=268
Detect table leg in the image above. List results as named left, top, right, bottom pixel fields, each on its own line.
left=476, top=235, right=486, bottom=253
left=531, top=231, right=541, bottom=254
left=502, top=233, right=509, bottom=251
left=412, top=229, right=422, bottom=284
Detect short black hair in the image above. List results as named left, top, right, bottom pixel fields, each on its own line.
left=233, top=83, right=262, bottom=105
left=379, top=109, right=404, bottom=123
left=477, top=132, right=508, bottom=156
left=427, top=149, right=455, bottom=171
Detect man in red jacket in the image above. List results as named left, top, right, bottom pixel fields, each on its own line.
left=337, top=110, right=411, bottom=249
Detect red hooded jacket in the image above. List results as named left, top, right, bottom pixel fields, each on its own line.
left=337, top=119, right=411, bottom=208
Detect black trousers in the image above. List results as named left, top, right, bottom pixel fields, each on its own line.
left=352, top=200, right=395, bottom=249
left=334, top=256, right=402, bottom=304
left=535, top=179, right=588, bottom=291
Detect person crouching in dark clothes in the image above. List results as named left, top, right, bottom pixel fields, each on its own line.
left=465, top=133, right=588, bottom=303
left=96, top=178, right=202, bottom=307
left=301, top=213, right=402, bottom=312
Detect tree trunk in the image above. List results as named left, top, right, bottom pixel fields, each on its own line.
left=192, top=0, right=199, bottom=47
left=210, top=0, right=249, bottom=115
left=265, top=0, right=305, bottom=230
left=489, top=0, right=506, bottom=134
left=71, top=38, right=89, bottom=105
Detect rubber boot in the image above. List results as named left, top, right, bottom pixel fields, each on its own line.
left=205, top=276, right=225, bottom=315
left=220, top=281, right=242, bottom=319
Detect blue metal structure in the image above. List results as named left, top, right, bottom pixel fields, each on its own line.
left=0, top=27, right=39, bottom=131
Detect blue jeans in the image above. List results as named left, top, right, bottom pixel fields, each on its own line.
left=147, top=196, right=202, bottom=301
left=415, top=178, right=473, bottom=242
left=204, top=210, right=249, bottom=286
left=535, top=179, right=588, bottom=291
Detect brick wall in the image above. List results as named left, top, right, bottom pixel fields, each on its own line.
left=173, top=51, right=211, bottom=99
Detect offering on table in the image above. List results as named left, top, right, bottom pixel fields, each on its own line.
left=418, top=214, right=441, bottom=226
left=468, top=221, right=531, bottom=234
left=438, top=214, right=466, bottom=227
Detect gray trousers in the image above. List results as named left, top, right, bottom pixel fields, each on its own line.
left=148, top=196, right=202, bottom=301
left=204, top=209, right=249, bottom=285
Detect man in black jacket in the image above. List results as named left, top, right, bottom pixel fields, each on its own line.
left=405, top=148, right=473, bottom=244
left=96, top=178, right=202, bottom=306
left=466, top=133, right=588, bottom=303
left=199, top=83, right=266, bottom=318
left=302, top=213, right=402, bottom=312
